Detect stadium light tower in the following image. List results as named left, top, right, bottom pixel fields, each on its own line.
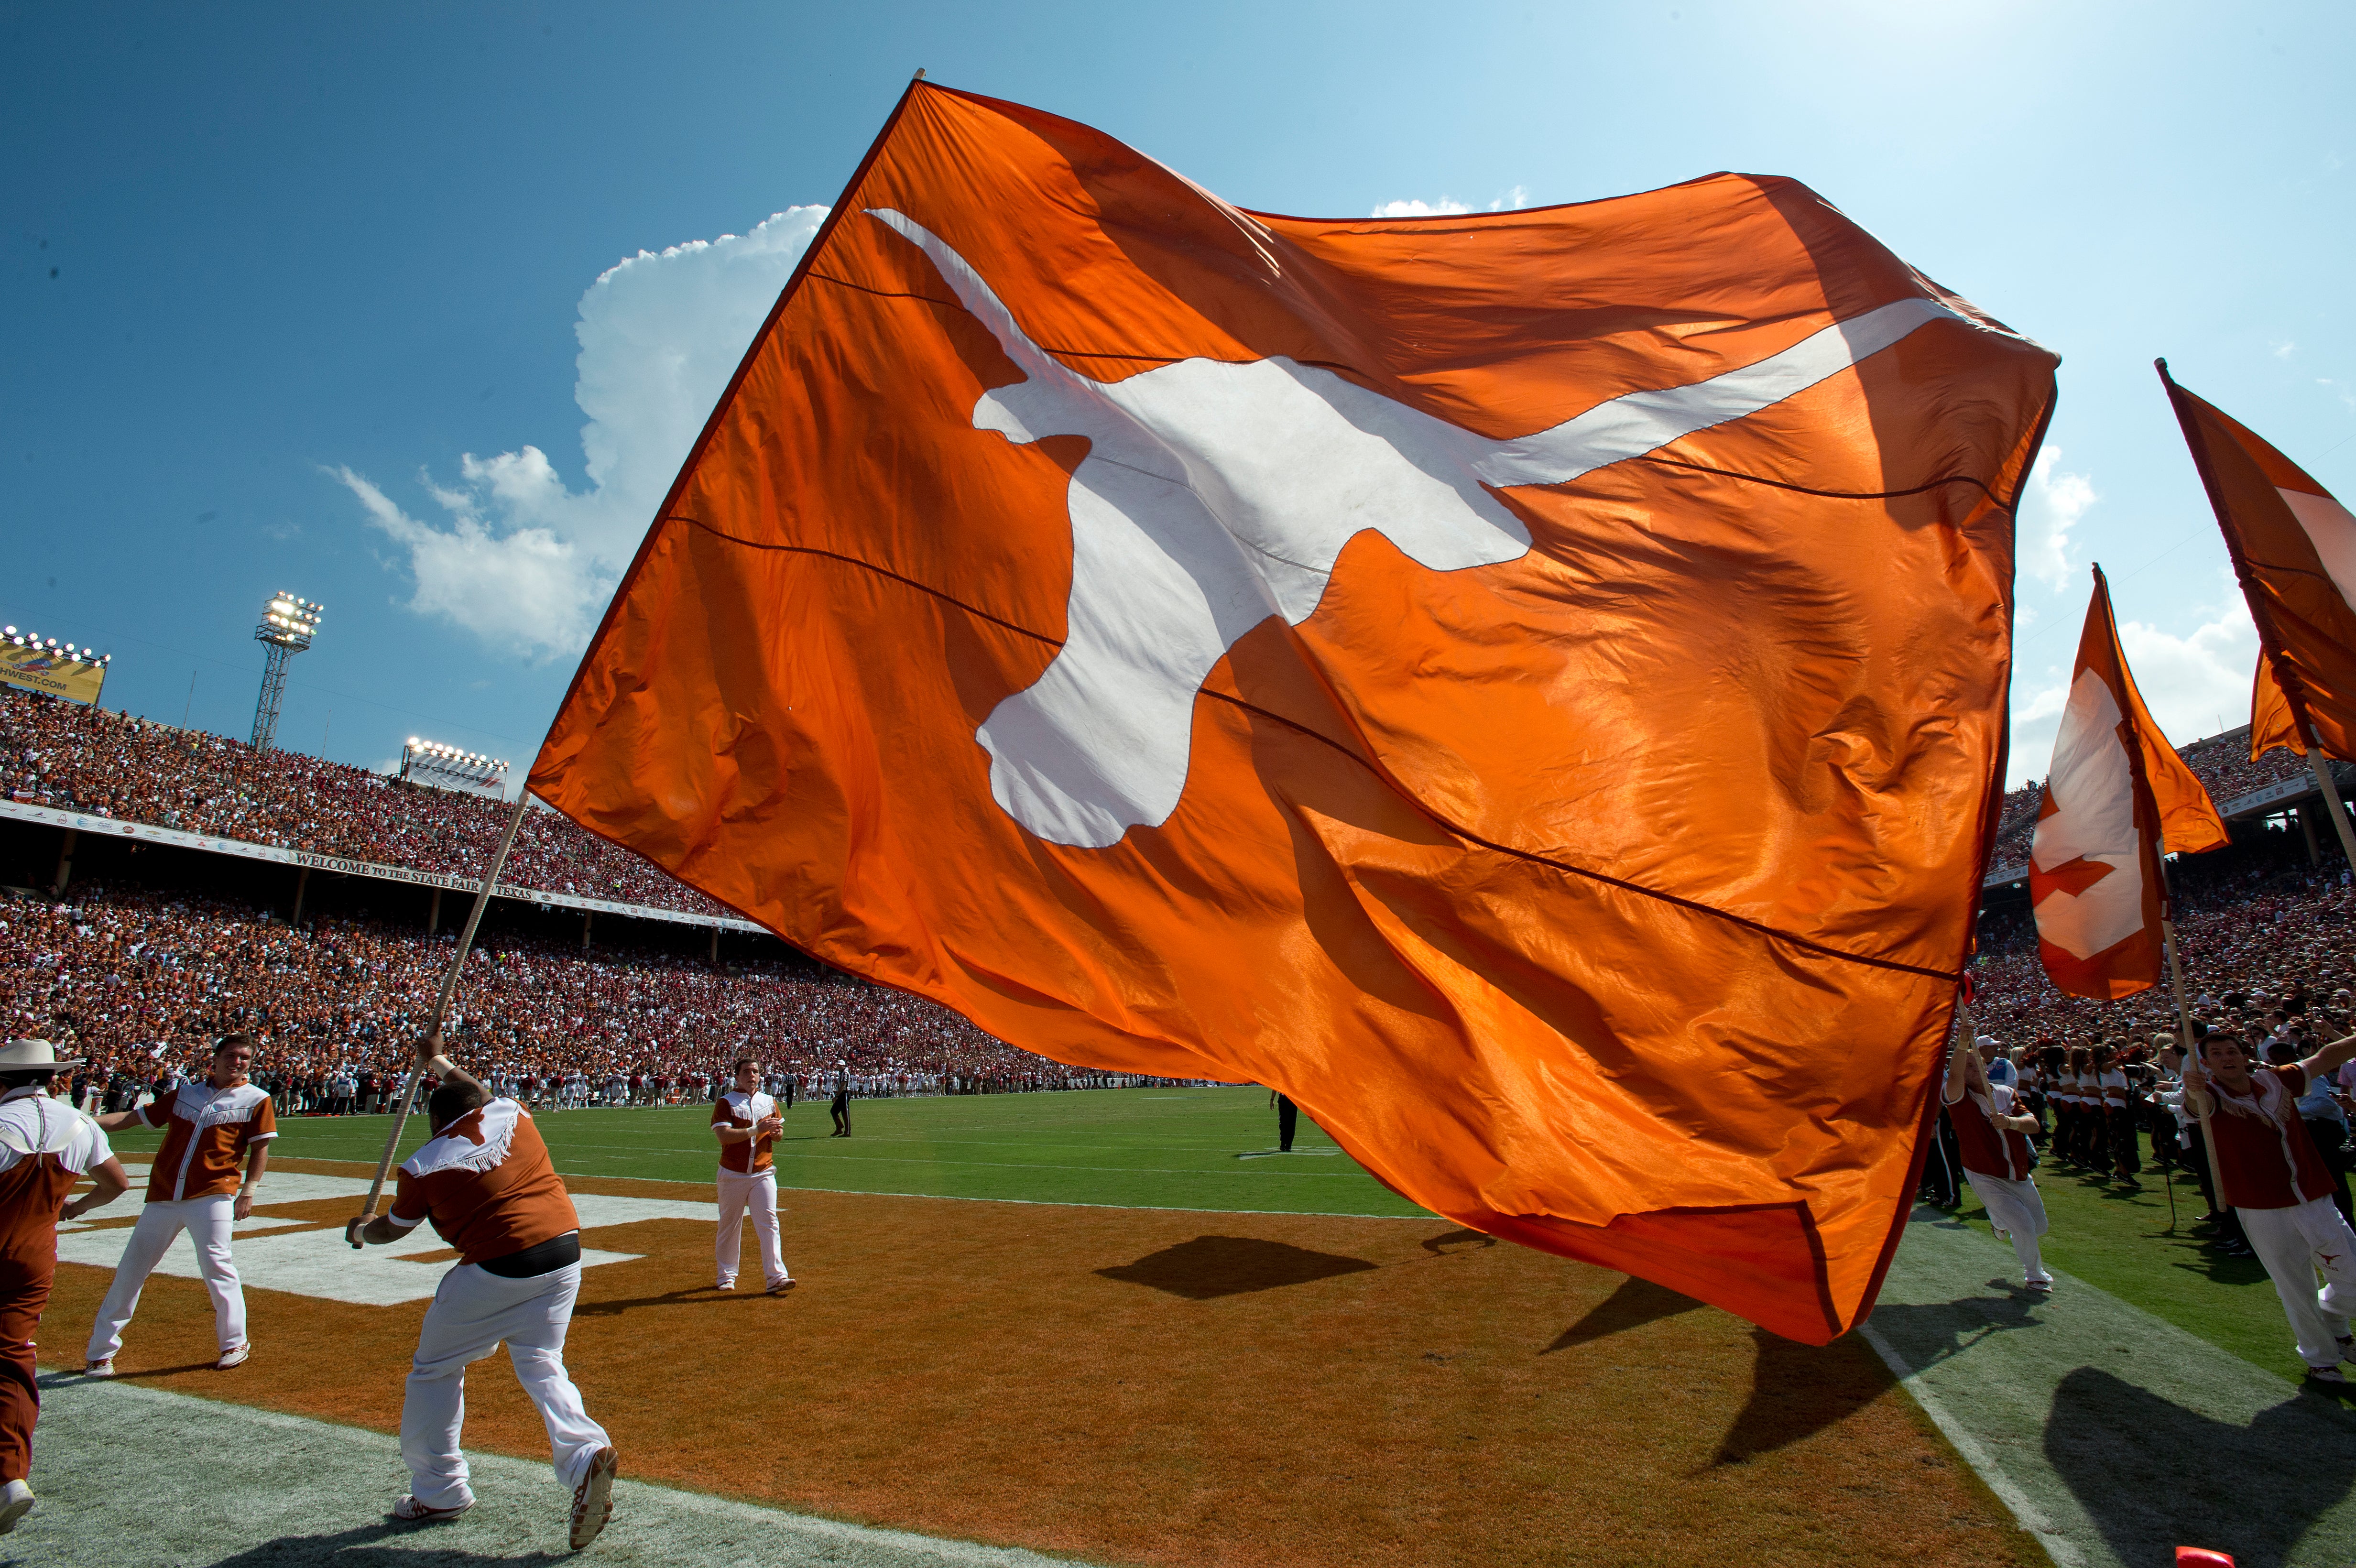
left=399, top=737, right=510, bottom=798
left=250, top=592, right=322, bottom=752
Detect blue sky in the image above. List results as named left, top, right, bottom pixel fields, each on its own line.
left=6, top=2, right=2351, bottom=789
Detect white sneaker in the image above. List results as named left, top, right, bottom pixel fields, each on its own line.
left=82, top=1358, right=113, bottom=1378
left=2024, top=1276, right=2055, bottom=1293
left=0, top=1479, right=33, bottom=1534
left=569, top=1446, right=618, bottom=1549
left=391, top=1494, right=472, bottom=1523
left=216, top=1341, right=251, bottom=1371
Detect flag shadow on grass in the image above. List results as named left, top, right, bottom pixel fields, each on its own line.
left=1541, top=1275, right=1703, bottom=1353
left=1097, top=1235, right=1376, bottom=1300
left=1709, top=1328, right=1899, bottom=1468
left=2044, top=1365, right=2356, bottom=1567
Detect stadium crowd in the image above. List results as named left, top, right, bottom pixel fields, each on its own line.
left=1983, top=726, right=2314, bottom=872
left=0, top=685, right=728, bottom=917
left=0, top=879, right=1174, bottom=1115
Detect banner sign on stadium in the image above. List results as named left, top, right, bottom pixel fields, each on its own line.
left=0, top=645, right=107, bottom=705
left=0, top=798, right=762, bottom=934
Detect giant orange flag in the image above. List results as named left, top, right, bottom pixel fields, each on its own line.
left=532, top=82, right=2057, bottom=1342
left=2031, top=565, right=2228, bottom=999
left=2159, top=362, right=2356, bottom=767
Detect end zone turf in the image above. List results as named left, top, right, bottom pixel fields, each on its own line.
left=46, top=1130, right=2042, bottom=1568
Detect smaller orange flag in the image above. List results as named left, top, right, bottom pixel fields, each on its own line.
left=2030, top=565, right=2227, bottom=999
left=2158, top=361, right=2356, bottom=765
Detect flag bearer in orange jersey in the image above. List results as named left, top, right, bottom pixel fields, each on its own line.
left=85, top=1032, right=274, bottom=1375
left=0, top=1039, right=128, bottom=1533
left=347, top=1033, right=618, bottom=1548
left=711, top=1056, right=792, bottom=1294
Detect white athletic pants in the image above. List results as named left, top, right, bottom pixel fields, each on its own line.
left=715, top=1168, right=788, bottom=1288
left=86, top=1194, right=245, bottom=1360
left=401, top=1258, right=610, bottom=1511
left=1963, top=1169, right=2051, bottom=1285
left=2238, top=1196, right=2356, bottom=1369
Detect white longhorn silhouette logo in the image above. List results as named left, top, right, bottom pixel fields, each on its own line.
left=869, top=208, right=1957, bottom=849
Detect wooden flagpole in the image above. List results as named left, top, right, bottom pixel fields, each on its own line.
left=2303, top=740, right=2356, bottom=872
left=2161, top=901, right=2222, bottom=1227
left=350, top=791, right=534, bottom=1243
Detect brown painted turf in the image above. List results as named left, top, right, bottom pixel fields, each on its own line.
left=47, top=1158, right=2045, bottom=1568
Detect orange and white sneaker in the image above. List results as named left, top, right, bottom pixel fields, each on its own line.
left=569, top=1446, right=619, bottom=1548
left=216, top=1342, right=251, bottom=1371
left=82, top=1358, right=113, bottom=1379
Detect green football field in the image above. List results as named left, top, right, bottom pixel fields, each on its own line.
left=108, top=1086, right=2307, bottom=1376
left=1951, top=1153, right=2308, bottom=1382
left=101, top=1085, right=1434, bottom=1218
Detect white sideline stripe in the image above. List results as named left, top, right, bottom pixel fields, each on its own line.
left=27, top=1373, right=1093, bottom=1567
left=1857, top=1322, right=2089, bottom=1568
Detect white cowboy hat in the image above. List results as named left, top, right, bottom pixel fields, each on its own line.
left=0, top=1039, right=84, bottom=1070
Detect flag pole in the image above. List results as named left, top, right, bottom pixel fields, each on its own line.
left=2302, top=739, right=2356, bottom=872
left=2160, top=898, right=2221, bottom=1232
left=349, top=791, right=534, bottom=1243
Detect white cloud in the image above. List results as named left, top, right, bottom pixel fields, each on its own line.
left=1371, top=186, right=1527, bottom=218
left=2005, top=575, right=2258, bottom=788
left=2274, top=339, right=2298, bottom=359
left=2019, top=444, right=2096, bottom=592
left=335, top=466, right=603, bottom=657
left=339, top=206, right=829, bottom=658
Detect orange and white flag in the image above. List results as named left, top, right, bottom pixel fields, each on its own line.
left=2031, top=566, right=2226, bottom=999
left=531, top=83, right=2057, bottom=1342
left=2160, top=364, right=2356, bottom=765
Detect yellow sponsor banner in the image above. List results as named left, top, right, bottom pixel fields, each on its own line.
left=0, top=645, right=107, bottom=704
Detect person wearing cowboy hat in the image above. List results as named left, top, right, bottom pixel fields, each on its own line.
left=0, top=1038, right=130, bottom=1533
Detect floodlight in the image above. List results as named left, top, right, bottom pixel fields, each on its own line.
left=250, top=588, right=322, bottom=751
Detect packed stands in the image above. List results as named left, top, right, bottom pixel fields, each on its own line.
left=1973, top=820, right=2353, bottom=1049
left=1984, top=725, right=2312, bottom=873
left=0, top=684, right=728, bottom=917
left=1, top=879, right=1151, bottom=1109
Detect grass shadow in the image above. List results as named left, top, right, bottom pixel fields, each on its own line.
left=2045, top=1365, right=2356, bottom=1567
left=1419, top=1229, right=1497, bottom=1257
left=1860, top=1287, right=2048, bottom=1369
left=1542, top=1276, right=1702, bottom=1354
left=1711, top=1328, right=1896, bottom=1467
left=575, top=1286, right=759, bottom=1318
left=1096, top=1236, right=1376, bottom=1300
left=199, top=1518, right=569, bottom=1566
